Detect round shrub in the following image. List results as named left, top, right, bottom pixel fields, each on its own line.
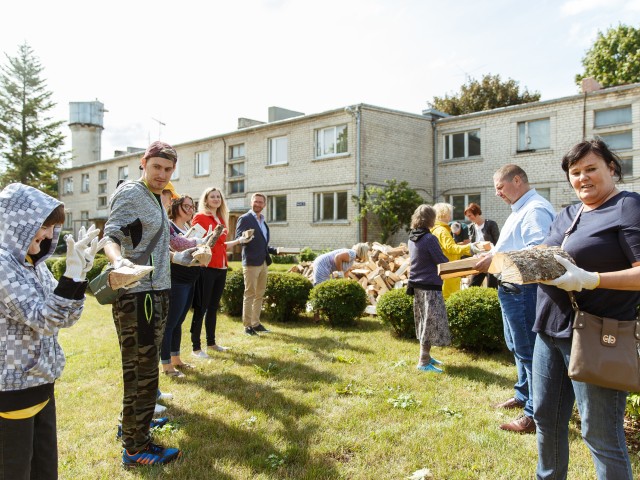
left=271, top=254, right=298, bottom=264
left=263, top=272, right=312, bottom=322
left=377, top=288, right=415, bottom=338
left=221, top=269, right=245, bottom=317
left=86, top=254, right=109, bottom=283
left=446, top=287, right=504, bottom=352
left=299, top=247, right=317, bottom=262
left=45, top=257, right=58, bottom=273
left=309, top=279, right=367, bottom=326
left=52, top=257, right=66, bottom=281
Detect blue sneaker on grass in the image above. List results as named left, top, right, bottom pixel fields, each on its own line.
left=122, top=442, right=181, bottom=468
left=429, top=357, right=443, bottom=366
left=417, top=363, right=443, bottom=373
left=117, top=417, right=169, bottom=439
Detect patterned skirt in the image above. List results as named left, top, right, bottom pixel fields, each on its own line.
left=413, top=289, right=451, bottom=347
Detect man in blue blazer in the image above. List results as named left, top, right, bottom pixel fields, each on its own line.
left=235, top=193, right=279, bottom=335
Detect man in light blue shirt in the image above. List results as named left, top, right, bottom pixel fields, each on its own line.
left=475, top=164, right=555, bottom=434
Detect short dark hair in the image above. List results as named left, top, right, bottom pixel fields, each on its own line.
left=561, top=138, right=623, bottom=182
left=43, top=204, right=65, bottom=227
left=411, top=204, right=436, bottom=229
left=464, top=202, right=482, bottom=216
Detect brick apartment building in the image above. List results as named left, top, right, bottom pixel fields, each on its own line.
left=59, top=81, right=639, bottom=250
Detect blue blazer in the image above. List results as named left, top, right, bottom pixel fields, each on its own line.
left=235, top=211, right=278, bottom=266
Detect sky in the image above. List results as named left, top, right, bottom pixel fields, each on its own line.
left=2, top=0, right=640, bottom=162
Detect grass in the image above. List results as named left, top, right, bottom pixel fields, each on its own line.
left=55, top=272, right=640, bottom=479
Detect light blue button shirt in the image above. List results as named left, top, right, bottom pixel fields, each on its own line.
left=493, top=189, right=555, bottom=253
left=251, top=210, right=268, bottom=240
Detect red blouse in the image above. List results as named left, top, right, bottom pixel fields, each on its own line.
left=191, top=212, right=228, bottom=269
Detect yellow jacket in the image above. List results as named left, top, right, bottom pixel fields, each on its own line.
left=431, top=221, right=472, bottom=299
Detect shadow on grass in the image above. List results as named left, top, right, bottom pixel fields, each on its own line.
left=445, top=363, right=516, bottom=389
left=161, top=371, right=341, bottom=479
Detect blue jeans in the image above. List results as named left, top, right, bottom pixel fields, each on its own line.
left=532, top=332, right=632, bottom=480
left=498, top=283, right=537, bottom=418
left=160, top=281, right=195, bottom=363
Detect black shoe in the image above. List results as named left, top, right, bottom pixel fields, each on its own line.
left=244, top=327, right=258, bottom=336
left=253, top=324, right=270, bottom=333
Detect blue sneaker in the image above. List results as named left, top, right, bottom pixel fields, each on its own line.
left=417, top=364, right=443, bottom=373
left=430, top=357, right=443, bottom=366
left=117, top=417, right=169, bottom=439
left=122, top=442, right=181, bottom=468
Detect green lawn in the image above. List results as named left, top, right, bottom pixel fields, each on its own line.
left=55, top=283, right=640, bottom=479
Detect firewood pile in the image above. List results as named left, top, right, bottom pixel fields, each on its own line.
left=287, top=242, right=411, bottom=306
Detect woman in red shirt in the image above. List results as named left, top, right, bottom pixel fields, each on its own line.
left=190, top=187, right=247, bottom=358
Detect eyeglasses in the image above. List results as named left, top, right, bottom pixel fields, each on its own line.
left=182, top=204, right=194, bottom=212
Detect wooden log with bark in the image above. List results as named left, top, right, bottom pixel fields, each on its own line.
left=488, top=246, right=573, bottom=284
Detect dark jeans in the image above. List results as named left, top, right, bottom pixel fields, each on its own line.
left=160, top=281, right=196, bottom=363
left=0, top=393, right=57, bottom=480
left=190, top=268, right=227, bottom=350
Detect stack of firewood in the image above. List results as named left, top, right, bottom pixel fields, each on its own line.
left=287, top=242, right=411, bottom=307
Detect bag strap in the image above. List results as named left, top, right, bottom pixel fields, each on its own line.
left=561, top=204, right=585, bottom=312
left=130, top=181, right=167, bottom=265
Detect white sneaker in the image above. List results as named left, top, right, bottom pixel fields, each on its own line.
left=192, top=350, right=210, bottom=359
left=157, top=392, right=173, bottom=401
left=154, top=403, right=167, bottom=415
left=208, top=345, right=230, bottom=352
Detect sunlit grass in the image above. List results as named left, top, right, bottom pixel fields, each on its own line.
left=55, top=288, right=639, bottom=479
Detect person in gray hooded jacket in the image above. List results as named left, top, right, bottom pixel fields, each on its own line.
left=0, top=183, right=99, bottom=480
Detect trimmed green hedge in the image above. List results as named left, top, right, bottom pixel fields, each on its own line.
left=309, top=279, right=367, bottom=326
left=377, top=288, right=415, bottom=338
left=221, top=269, right=245, bottom=317
left=446, top=287, right=504, bottom=352
left=263, top=272, right=312, bottom=322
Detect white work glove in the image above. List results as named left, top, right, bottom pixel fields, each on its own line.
left=63, top=224, right=101, bottom=281
left=238, top=234, right=254, bottom=245
left=196, top=226, right=214, bottom=246
left=469, top=242, right=483, bottom=255
left=113, top=256, right=136, bottom=269
left=540, top=254, right=600, bottom=292
left=172, top=247, right=202, bottom=266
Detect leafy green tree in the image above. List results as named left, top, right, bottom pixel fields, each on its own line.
left=575, top=24, right=640, bottom=88
left=0, top=43, right=66, bottom=196
left=429, top=74, right=540, bottom=116
left=355, top=180, right=423, bottom=243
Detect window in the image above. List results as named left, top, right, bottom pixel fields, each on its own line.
left=195, top=151, right=210, bottom=176
left=230, top=144, right=245, bottom=159
left=63, top=177, right=73, bottom=194
left=536, top=188, right=551, bottom=202
left=620, top=157, right=633, bottom=177
left=81, top=174, right=90, bottom=193
left=64, top=212, right=73, bottom=230
left=268, top=195, right=287, bottom=222
left=98, top=169, right=107, bottom=181
left=118, top=166, right=129, bottom=181
left=171, top=161, right=179, bottom=180
left=229, top=180, right=244, bottom=194
left=448, top=193, right=481, bottom=221
left=98, top=183, right=107, bottom=194
left=517, top=118, right=550, bottom=151
left=444, top=130, right=481, bottom=160
left=98, top=196, right=108, bottom=208
left=315, top=125, right=348, bottom=158
left=268, top=136, right=288, bottom=165
left=80, top=211, right=89, bottom=229
left=599, top=131, right=632, bottom=151
left=594, top=106, right=631, bottom=128
left=229, top=162, right=245, bottom=177
left=314, top=191, right=348, bottom=221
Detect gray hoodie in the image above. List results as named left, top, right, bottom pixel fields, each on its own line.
left=0, top=183, right=85, bottom=393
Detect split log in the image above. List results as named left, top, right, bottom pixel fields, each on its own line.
left=109, top=265, right=154, bottom=289
left=206, top=224, right=226, bottom=247
left=488, top=246, right=573, bottom=284
left=192, top=246, right=212, bottom=265
left=438, top=257, right=481, bottom=279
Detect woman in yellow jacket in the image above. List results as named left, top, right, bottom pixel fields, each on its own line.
left=431, top=203, right=479, bottom=299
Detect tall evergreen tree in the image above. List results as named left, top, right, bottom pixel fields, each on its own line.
left=0, top=43, right=65, bottom=196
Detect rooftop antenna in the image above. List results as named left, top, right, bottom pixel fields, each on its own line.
left=151, top=117, right=166, bottom=140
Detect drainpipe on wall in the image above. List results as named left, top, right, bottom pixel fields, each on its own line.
left=345, top=105, right=362, bottom=242
left=432, top=119, right=438, bottom=203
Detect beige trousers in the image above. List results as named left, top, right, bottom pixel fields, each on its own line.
left=242, top=262, right=268, bottom=327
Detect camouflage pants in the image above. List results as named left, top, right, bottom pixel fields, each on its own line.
left=112, top=290, right=169, bottom=452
